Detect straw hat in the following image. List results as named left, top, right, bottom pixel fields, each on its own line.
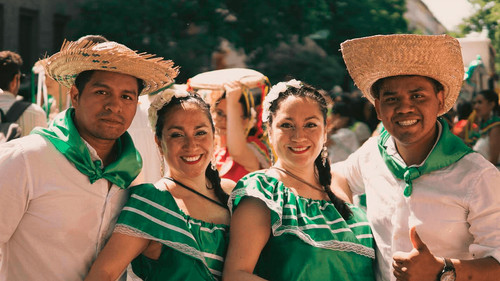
left=188, top=68, right=269, bottom=105
left=45, top=40, right=179, bottom=96
left=341, top=34, right=464, bottom=115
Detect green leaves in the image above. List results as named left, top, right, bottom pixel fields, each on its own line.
left=71, top=0, right=408, bottom=89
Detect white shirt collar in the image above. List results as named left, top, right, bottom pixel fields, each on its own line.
left=82, top=139, right=104, bottom=168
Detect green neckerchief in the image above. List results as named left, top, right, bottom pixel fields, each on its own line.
left=378, top=118, right=472, bottom=197
left=32, top=108, right=142, bottom=189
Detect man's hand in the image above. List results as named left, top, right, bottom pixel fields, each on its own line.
left=392, top=226, right=443, bottom=281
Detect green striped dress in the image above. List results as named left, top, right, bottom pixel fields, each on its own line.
left=114, top=183, right=228, bottom=281
left=229, top=171, right=375, bottom=281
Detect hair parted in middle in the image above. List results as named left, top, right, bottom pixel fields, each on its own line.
left=263, top=79, right=352, bottom=220
left=152, top=91, right=228, bottom=206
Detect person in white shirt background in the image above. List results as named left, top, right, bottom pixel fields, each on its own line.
left=333, top=34, right=500, bottom=281
left=0, top=50, right=47, bottom=136
left=0, top=39, right=178, bottom=281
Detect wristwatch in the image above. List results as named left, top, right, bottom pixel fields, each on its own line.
left=437, top=257, right=456, bottom=281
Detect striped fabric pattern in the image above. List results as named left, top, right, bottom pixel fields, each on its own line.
left=115, top=183, right=228, bottom=280
left=229, top=171, right=375, bottom=259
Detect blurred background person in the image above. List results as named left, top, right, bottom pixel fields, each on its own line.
left=326, top=101, right=360, bottom=164
left=188, top=68, right=272, bottom=182
left=470, top=89, right=500, bottom=166
left=0, top=50, right=47, bottom=137
left=452, top=99, right=476, bottom=142
left=332, top=93, right=372, bottom=145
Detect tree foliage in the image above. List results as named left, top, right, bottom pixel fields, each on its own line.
left=458, top=0, right=500, bottom=73
left=70, top=0, right=408, bottom=89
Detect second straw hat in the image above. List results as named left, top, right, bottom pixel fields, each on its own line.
left=341, top=34, right=464, bottom=115
left=45, top=40, right=179, bottom=96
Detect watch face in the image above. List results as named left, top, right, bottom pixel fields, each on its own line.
left=440, top=271, right=456, bottom=281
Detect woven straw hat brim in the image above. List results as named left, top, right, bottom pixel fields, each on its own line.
left=46, top=40, right=179, bottom=96
left=341, top=34, right=464, bottom=115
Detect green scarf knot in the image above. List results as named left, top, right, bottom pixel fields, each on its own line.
left=378, top=118, right=472, bottom=197
left=403, top=167, right=421, bottom=197
left=32, top=108, right=142, bottom=188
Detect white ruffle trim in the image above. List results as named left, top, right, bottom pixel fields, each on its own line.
left=229, top=187, right=375, bottom=259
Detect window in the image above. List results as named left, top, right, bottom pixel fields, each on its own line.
left=18, top=8, right=39, bottom=73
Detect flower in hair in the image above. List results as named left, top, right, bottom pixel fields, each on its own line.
left=261, top=79, right=302, bottom=122
left=148, top=88, right=190, bottom=129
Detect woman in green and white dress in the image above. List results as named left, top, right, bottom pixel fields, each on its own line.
left=85, top=90, right=235, bottom=281
left=223, top=80, right=375, bottom=281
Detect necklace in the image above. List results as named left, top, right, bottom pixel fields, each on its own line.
left=269, top=166, right=325, bottom=193
left=164, top=177, right=227, bottom=209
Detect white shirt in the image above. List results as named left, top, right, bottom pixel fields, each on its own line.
left=333, top=133, right=500, bottom=281
left=0, top=134, right=129, bottom=281
left=0, top=91, right=47, bottom=136
left=128, top=95, right=163, bottom=185
left=473, top=133, right=500, bottom=165
left=328, top=128, right=360, bottom=164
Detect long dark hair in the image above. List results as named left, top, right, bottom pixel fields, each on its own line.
left=155, top=93, right=228, bottom=206
left=267, top=82, right=352, bottom=220
left=478, top=89, right=500, bottom=116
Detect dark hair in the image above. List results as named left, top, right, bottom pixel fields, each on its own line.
left=455, top=99, right=473, bottom=120
left=371, top=75, right=444, bottom=99
left=74, top=70, right=145, bottom=96
left=155, top=93, right=228, bottom=206
left=0, top=51, right=23, bottom=90
left=76, top=34, right=108, bottom=44
left=478, top=89, right=500, bottom=116
left=215, top=92, right=252, bottom=119
left=267, top=82, right=352, bottom=220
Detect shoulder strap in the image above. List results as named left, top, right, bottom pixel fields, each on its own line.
left=5, top=100, right=31, bottom=122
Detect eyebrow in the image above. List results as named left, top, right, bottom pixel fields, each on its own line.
left=90, top=82, right=138, bottom=95
left=167, top=124, right=210, bottom=131
left=283, top=116, right=321, bottom=121
left=409, top=87, right=425, bottom=93
left=381, top=87, right=426, bottom=96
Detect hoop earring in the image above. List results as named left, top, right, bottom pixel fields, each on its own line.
left=321, top=145, right=328, bottom=167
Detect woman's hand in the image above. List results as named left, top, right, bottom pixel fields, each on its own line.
left=224, top=81, right=243, bottom=102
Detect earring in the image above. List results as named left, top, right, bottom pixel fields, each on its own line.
left=321, top=145, right=328, bottom=167
left=211, top=157, right=217, bottom=170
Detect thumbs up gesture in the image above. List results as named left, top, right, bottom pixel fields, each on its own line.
left=392, top=227, right=444, bottom=281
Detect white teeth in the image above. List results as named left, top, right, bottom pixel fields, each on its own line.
left=398, top=120, right=417, bottom=126
left=182, top=155, right=201, bottom=162
left=290, top=147, right=308, bottom=152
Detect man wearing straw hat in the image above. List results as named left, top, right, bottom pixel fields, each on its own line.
left=333, top=34, right=500, bottom=281
left=0, top=40, right=178, bottom=280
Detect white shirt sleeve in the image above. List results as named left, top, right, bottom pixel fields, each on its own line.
left=332, top=137, right=378, bottom=195
left=18, top=104, right=48, bottom=137
left=0, top=141, right=32, bottom=244
left=466, top=164, right=500, bottom=262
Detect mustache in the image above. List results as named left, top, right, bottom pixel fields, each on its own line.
left=97, top=111, right=125, bottom=123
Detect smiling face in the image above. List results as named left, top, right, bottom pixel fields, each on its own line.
left=157, top=102, right=215, bottom=179
left=374, top=75, right=444, bottom=150
left=269, top=96, right=327, bottom=170
left=70, top=70, right=139, bottom=144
